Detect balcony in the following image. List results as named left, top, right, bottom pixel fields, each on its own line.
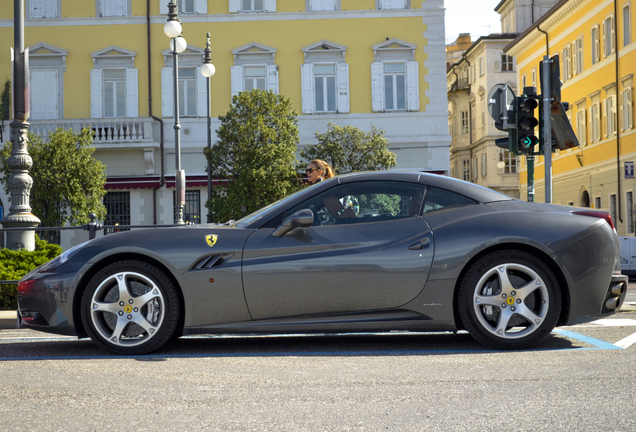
left=0, top=117, right=156, bottom=148
left=448, top=78, right=470, bottom=94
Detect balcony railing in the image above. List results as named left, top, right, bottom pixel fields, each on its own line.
left=1, top=117, right=155, bottom=144
left=448, top=78, right=470, bottom=93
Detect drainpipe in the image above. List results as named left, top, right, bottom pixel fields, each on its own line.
left=537, top=25, right=549, bottom=55
left=466, top=59, right=473, bottom=182
left=531, top=0, right=535, bottom=24
left=147, top=0, right=166, bottom=225
left=614, top=0, right=623, bottom=223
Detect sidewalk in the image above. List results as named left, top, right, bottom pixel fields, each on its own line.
left=0, top=310, right=17, bottom=329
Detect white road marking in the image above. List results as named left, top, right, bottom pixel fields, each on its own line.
left=614, top=332, right=636, bottom=349
left=570, top=318, right=636, bottom=327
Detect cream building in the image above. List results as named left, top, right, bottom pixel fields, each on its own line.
left=0, top=0, right=450, bottom=248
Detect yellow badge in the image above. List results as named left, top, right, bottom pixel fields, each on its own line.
left=206, top=234, right=218, bottom=248
left=124, top=305, right=133, bottom=313
left=506, top=297, right=515, bottom=305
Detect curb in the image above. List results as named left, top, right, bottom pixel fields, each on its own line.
left=0, top=310, right=17, bottom=330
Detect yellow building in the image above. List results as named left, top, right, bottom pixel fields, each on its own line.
left=0, top=0, right=449, bottom=247
left=506, top=0, right=635, bottom=235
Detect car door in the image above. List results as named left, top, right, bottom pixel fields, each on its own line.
left=241, top=180, right=434, bottom=320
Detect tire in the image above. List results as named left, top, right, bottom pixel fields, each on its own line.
left=81, top=260, right=180, bottom=355
left=457, top=250, right=561, bottom=350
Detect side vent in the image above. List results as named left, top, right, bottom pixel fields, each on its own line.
left=191, top=253, right=235, bottom=270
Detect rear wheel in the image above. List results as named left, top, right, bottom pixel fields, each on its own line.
left=81, top=260, right=180, bottom=355
left=457, top=250, right=561, bottom=350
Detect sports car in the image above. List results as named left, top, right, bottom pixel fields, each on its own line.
left=17, top=171, right=628, bottom=354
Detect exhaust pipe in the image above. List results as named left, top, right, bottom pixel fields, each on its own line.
left=605, top=297, right=621, bottom=310
left=611, top=282, right=625, bottom=296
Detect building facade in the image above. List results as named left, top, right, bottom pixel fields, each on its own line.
left=0, top=0, right=450, bottom=248
left=506, top=0, right=636, bottom=236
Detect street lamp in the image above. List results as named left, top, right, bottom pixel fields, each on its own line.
left=200, top=32, right=215, bottom=223
left=164, top=0, right=187, bottom=224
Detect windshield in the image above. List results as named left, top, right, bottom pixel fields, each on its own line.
left=232, top=187, right=310, bottom=227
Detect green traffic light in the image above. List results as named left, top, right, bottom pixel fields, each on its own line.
left=520, top=136, right=538, bottom=149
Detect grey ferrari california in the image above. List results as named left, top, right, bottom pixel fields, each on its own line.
left=17, top=171, right=628, bottom=354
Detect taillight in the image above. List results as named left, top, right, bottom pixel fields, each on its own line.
left=571, top=210, right=615, bottom=231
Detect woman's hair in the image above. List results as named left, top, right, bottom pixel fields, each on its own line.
left=310, top=159, right=335, bottom=180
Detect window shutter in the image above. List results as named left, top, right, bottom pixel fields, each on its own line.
left=572, top=41, right=577, bottom=75
left=115, top=0, right=127, bottom=16
left=611, top=16, right=616, bottom=53
left=628, top=88, right=633, bottom=130
left=102, top=0, right=113, bottom=16
left=45, top=0, right=57, bottom=17
left=43, top=70, right=58, bottom=119
left=406, top=61, right=419, bottom=112
left=90, top=69, right=103, bottom=118
left=31, top=0, right=44, bottom=18
left=161, top=67, right=173, bottom=117
left=602, top=22, right=607, bottom=57
left=371, top=62, right=383, bottom=112
left=301, top=64, right=314, bottom=114
left=326, top=0, right=336, bottom=10
left=228, top=0, right=240, bottom=13
left=264, top=0, right=276, bottom=12
left=267, top=65, right=279, bottom=94
left=126, top=68, right=139, bottom=118
left=337, top=63, right=349, bottom=114
left=160, top=0, right=169, bottom=15
left=231, top=66, right=243, bottom=100
left=603, top=99, right=608, bottom=137
left=30, top=71, right=44, bottom=119
left=313, top=0, right=323, bottom=10
left=512, top=57, right=517, bottom=71
left=196, top=0, right=207, bottom=14
left=197, top=66, right=207, bottom=117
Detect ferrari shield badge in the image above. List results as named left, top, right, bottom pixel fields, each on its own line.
left=205, top=234, right=218, bottom=248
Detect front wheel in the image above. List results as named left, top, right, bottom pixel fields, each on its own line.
left=457, top=250, right=561, bottom=350
left=81, top=260, right=180, bottom=355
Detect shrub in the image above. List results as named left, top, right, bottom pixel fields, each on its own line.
left=0, top=236, right=61, bottom=310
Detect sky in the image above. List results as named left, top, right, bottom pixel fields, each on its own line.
left=444, top=0, right=504, bottom=44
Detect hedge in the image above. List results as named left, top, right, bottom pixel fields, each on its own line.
left=0, top=236, right=61, bottom=310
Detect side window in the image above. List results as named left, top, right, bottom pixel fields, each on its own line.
left=422, top=187, right=477, bottom=214
left=284, top=181, right=426, bottom=226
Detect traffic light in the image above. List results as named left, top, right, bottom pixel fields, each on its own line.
left=516, top=87, right=539, bottom=154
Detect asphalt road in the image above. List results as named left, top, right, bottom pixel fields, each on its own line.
left=1, top=312, right=636, bottom=431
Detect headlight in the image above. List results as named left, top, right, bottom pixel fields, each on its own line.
left=38, top=240, right=91, bottom=273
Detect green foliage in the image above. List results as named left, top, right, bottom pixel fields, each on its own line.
left=0, top=79, right=9, bottom=121
left=358, top=194, right=402, bottom=216
left=0, top=236, right=61, bottom=310
left=300, top=123, right=397, bottom=174
left=0, top=128, right=107, bottom=229
left=204, top=89, right=301, bottom=222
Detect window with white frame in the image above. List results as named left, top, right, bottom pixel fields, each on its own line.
left=592, top=25, right=600, bottom=64
left=594, top=196, right=602, bottom=209
left=501, top=54, right=514, bottom=72
left=230, top=43, right=279, bottom=100
left=228, top=0, right=276, bottom=12
left=522, top=74, right=527, bottom=89
left=531, top=68, right=536, bottom=87
left=377, top=0, right=408, bottom=9
left=590, top=102, right=601, bottom=142
left=603, top=16, right=616, bottom=58
left=371, top=39, right=419, bottom=113
left=99, top=0, right=128, bottom=16
left=160, top=0, right=207, bottom=14
left=481, top=153, right=487, bottom=177
left=29, top=0, right=58, bottom=18
left=624, top=4, right=632, bottom=47
left=622, top=86, right=633, bottom=131
left=576, top=107, right=587, bottom=146
left=498, top=149, right=516, bottom=174
left=301, top=41, right=349, bottom=114
left=627, top=191, right=634, bottom=234
left=461, top=111, right=469, bottom=134
left=610, top=194, right=618, bottom=227
left=604, top=95, right=617, bottom=137
left=574, top=37, right=584, bottom=74
left=562, top=45, right=572, bottom=81
left=308, top=0, right=338, bottom=11
left=28, top=42, right=67, bottom=121
left=462, top=160, right=470, bottom=181
left=161, top=46, right=207, bottom=118
left=91, top=46, right=138, bottom=119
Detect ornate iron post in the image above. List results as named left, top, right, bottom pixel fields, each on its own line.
left=1, top=0, right=40, bottom=250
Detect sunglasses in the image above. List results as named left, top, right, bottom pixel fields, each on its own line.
left=306, top=168, right=320, bottom=173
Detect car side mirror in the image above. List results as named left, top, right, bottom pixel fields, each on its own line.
left=272, top=209, right=314, bottom=237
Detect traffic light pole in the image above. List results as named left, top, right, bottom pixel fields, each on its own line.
left=541, top=55, right=553, bottom=203
left=527, top=155, right=535, bottom=202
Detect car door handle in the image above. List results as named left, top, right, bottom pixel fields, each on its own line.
left=408, top=238, right=430, bottom=250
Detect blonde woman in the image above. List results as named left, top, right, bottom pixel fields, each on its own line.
left=306, top=159, right=335, bottom=184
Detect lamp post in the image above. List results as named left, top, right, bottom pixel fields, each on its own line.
left=164, top=0, right=187, bottom=224
left=1, top=0, right=40, bottom=250
left=200, top=33, right=215, bottom=223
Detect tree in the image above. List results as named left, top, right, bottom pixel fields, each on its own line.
left=1, top=128, right=107, bottom=232
left=300, top=123, right=397, bottom=174
left=204, top=89, right=301, bottom=223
